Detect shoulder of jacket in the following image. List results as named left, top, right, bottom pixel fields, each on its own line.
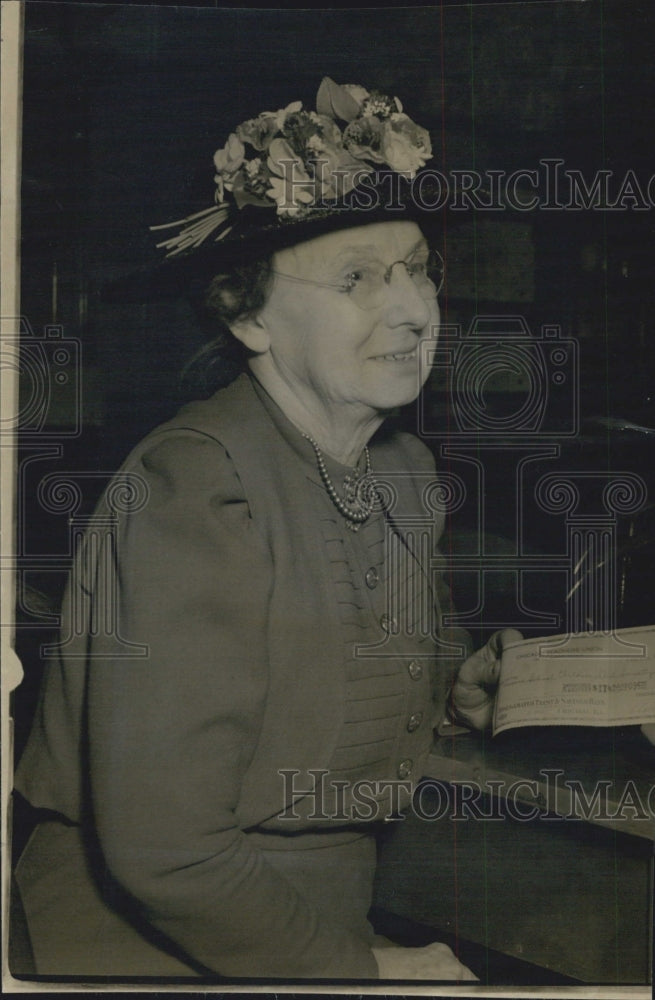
left=148, top=374, right=254, bottom=444
left=138, top=431, right=234, bottom=492
left=120, top=375, right=259, bottom=483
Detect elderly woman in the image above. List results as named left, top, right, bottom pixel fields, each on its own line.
left=14, top=79, right=511, bottom=981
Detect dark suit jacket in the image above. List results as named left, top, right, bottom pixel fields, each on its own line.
left=15, top=373, right=470, bottom=978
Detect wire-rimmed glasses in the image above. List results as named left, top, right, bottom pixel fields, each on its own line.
left=272, top=247, right=444, bottom=310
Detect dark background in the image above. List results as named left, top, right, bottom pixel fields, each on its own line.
left=14, top=0, right=655, bottom=743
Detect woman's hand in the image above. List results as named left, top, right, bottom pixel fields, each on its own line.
left=372, top=941, right=478, bottom=981
left=451, top=628, right=523, bottom=731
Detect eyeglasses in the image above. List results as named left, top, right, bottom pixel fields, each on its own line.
left=272, top=247, right=444, bottom=310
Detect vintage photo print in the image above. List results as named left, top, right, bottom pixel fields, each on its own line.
left=2, top=1, right=654, bottom=996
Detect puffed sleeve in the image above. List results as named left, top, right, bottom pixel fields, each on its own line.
left=85, top=432, right=379, bottom=979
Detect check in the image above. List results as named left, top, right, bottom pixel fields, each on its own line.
left=492, top=626, right=655, bottom=735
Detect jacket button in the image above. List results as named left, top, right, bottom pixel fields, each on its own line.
left=380, top=613, right=398, bottom=633
left=397, top=759, right=413, bottom=779
left=365, top=567, right=379, bottom=589
left=407, top=659, right=423, bottom=680
left=406, top=712, right=423, bottom=733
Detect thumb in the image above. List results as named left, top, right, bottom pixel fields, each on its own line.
left=458, top=629, right=523, bottom=689
left=487, top=628, right=524, bottom=665
left=490, top=628, right=523, bottom=653
left=483, top=628, right=523, bottom=684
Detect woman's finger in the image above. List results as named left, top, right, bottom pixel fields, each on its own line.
left=465, top=628, right=523, bottom=687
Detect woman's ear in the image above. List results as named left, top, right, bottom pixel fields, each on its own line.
left=229, top=313, right=270, bottom=354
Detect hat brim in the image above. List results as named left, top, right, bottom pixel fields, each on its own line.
left=102, top=170, right=459, bottom=303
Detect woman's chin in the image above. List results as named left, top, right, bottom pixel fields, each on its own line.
left=366, top=360, right=426, bottom=408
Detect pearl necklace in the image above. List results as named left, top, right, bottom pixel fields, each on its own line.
left=303, top=434, right=379, bottom=532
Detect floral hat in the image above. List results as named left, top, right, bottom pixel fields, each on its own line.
left=105, top=78, right=438, bottom=301
left=152, top=77, right=433, bottom=258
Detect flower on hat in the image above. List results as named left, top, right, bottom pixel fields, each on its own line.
left=213, top=133, right=246, bottom=201
left=230, top=158, right=273, bottom=210
left=341, top=83, right=370, bottom=106
left=266, top=137, right=315, bottom=217
left=236, top=101, right=303, bottom=151
left=153, top=78, right=432, bottom=256
left=361, top=90, right=402, bottom=119
left=342, top=116, right=387, bottom=165
left=381, top=114, right=432, bottom=175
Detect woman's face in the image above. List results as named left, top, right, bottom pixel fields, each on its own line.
left=245, top=220, right=439, bottom=426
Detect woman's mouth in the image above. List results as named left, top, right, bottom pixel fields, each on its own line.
left=374, top=350, right=417, bottom=362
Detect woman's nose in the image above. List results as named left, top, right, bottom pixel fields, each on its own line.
left=384, top=264, right=435, bottom=328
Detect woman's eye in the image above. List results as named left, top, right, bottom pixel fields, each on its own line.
left=343, top=268, right=368, bottom=290
left=407, top=260, right=428, bottom=277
